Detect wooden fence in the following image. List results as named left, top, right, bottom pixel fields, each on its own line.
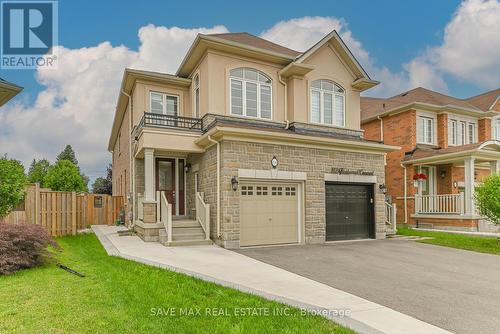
left=0, top=184, right=125, bottom=236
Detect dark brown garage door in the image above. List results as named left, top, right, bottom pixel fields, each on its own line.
left=325, top=183, right=374, bottom=241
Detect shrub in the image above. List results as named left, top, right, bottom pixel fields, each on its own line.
left=475, top=173, right=500, bottom=225
left=0, top=223, right=58, bottom=275
left=44, top=160, right=87, bottom=192
left=0, top=156, right=27, bottom=218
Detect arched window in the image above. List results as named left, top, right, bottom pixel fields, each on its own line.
left=230, top=68, right=272, bottom=119
left=193, top=74, right=200, bottom=117
left=310, top=79, right=345, bottom=127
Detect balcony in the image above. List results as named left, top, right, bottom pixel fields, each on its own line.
left=139, top=112, right=202, bottom=131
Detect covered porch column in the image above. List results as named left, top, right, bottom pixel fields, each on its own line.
left=143, top=148, right=157, bottom=223
left=464, top=157, right=475, bottom=215
left=491, top=160, right=500, bottom=174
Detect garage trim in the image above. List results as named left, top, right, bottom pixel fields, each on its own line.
left=238, top=177, right=305, bottom=246
left=324, top=172, right=377, bottom=184
left=238, top=168, right=307, bottom=181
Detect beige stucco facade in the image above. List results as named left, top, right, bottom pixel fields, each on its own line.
left=108, top=31, right=397, bottom=248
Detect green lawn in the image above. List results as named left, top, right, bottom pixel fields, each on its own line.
left=397, top=225, right=500, bottom=255
left=0, top=234, right=353, bottom=334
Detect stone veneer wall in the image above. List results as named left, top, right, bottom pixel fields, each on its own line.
left=219, top=140, right=386, bottom=248
left=187, top=146, right=218, bottom=239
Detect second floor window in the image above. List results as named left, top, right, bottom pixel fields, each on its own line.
left=310, top=79, right=345, bottom=127
left=150, top=92, right=178, bottom=116
left=448, top=118, right=477, bottom=146
left=417, top=116, right=434, bottom=145
left=230, top=68, right=272, bottom=119
left=495, top=119, right=500, bottom=140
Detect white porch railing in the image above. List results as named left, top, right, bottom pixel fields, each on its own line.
left=160, top=191, right=173, bottom=243
left=195, top=192, right=210, bottom=240
left=415, top=193, right=464, bottom=215
left=385, top=202, right=397, bottom=235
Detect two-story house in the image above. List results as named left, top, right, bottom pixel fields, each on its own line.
left=362, top=87, right=500, bottom=232
left=108, top=31, right=398, bottom=249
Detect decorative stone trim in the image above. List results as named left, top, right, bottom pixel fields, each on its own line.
left=238, top=168, right=307, bottom=180
left=324, top=173, right=377, bottom=184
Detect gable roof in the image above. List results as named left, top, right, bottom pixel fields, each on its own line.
left=465, top=88, right=500, bottom=111
left=209, top=32, right=301, bottom=58
left=176, top=31, right=378, bottom=91
left=0, top=77, right=22, bottom=107
left=403, top=140, right=500, bottom=164
left=360, top=87, right=498, bottom=122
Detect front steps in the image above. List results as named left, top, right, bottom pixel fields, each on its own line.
left=159, top=218, right=212, bottom=246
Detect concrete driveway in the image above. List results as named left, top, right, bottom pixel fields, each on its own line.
left=237, top=239, right=500, bottom=334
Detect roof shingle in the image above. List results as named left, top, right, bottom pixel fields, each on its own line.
left=207, top=32, right=301, bottom=58
left=361, top=87, right=500, bottom=121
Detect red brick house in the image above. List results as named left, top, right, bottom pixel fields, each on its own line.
left=361, top=87, right=500, bottom=231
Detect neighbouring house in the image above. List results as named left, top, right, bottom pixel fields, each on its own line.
left=361, top=87, right=500, bottom=232
left=108, top=31, right=398, bottom=248
left=0, top=77, right=22, bottom=107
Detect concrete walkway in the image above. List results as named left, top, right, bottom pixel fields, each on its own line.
left=92, top=225, right=450, bottom=334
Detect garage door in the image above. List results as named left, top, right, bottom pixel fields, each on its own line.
left=325, top=183, right=374, bottom=241
left=240, top=183, right=299, bottom=247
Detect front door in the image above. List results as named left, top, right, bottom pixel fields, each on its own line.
left=155, top=158, right=185, bottom=216
left=156, top=158, right=176, bottom=214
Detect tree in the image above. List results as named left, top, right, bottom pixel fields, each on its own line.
left=56, top=144, right=89, bottom=188
left=56, top=145, right=78, bottom=165
left=475, top=173, right=500, bottom=225
left=44, top=160, right=87, bottom=192
left=0, top=156, right=26, bottom=218
left=91, top=164, right=112, bottom=194
left=27, top=159, right=50, bottom=186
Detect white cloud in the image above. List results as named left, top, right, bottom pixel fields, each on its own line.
left=0, top=25, right=228, bottom=180
left=428, top=0, right=500, bottom=88
left=260, top=16, right=446, bottom=97
left=2, top=2, right=499, bottom=182
left=259, top=1, right=500, bottom=96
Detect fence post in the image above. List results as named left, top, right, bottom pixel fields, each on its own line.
left=34, top=183, right=40, bottom=225
left=71, top=192, right=77, bottom=235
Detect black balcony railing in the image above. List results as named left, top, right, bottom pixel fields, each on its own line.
left=141, top=112, right=202, bottom=131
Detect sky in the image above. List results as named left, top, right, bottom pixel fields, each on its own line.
left=0, top=0, right=499, bottom=183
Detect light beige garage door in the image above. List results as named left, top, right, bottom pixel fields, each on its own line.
left=240, top=183, right=299, bottom=247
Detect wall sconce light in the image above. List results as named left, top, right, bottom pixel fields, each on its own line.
left=231, top=176, right=239, bottom=191
left=184, top=163, right=192, bottom=173
left=440, top=170, right=446, bottom=179
left=379, top=184, right=387, bottom=194
left=453, top=181, right=458, bottom=188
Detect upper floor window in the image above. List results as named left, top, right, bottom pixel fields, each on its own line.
left=193, top=74, right=200, bottom=118
left=417, top=115, right=435, bottom=145
left=150, top=92, right=178, bottom=116
left=310, top=79, right=345, bottom=127
left=448, top=117, right=477, bottom=146
left=230, top=68, right=272, bottom=119
left=495, top=119, right=500, bottom=140
left=448, top=119, right=457, bottom=145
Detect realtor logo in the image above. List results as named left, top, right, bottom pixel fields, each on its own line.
left=1, top=0, right=58, bottom=69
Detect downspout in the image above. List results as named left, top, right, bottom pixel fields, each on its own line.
left=401, top=163, right=408, bottom=224
left=207, top=135, right=221, bottom=237
left=121, top=89, right=134, bottom=228
left=377, top=115, right=384, bottom=142
left=278, top=74, right=289, bottom=129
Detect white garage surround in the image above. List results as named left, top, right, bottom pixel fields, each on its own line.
left=324, top=172, right=377, bottom=184
left=238, top=169, right=306, bottom=246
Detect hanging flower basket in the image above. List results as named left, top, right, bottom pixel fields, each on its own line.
left=413, top=173, right=427, bottom=187
left=413, top=173, right=428, bottom=181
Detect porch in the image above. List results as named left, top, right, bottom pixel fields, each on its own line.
left=404, top=141, right=500, bottom=231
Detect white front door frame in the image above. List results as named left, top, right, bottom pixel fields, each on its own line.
left=153, top=155, right=187, bottom=216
